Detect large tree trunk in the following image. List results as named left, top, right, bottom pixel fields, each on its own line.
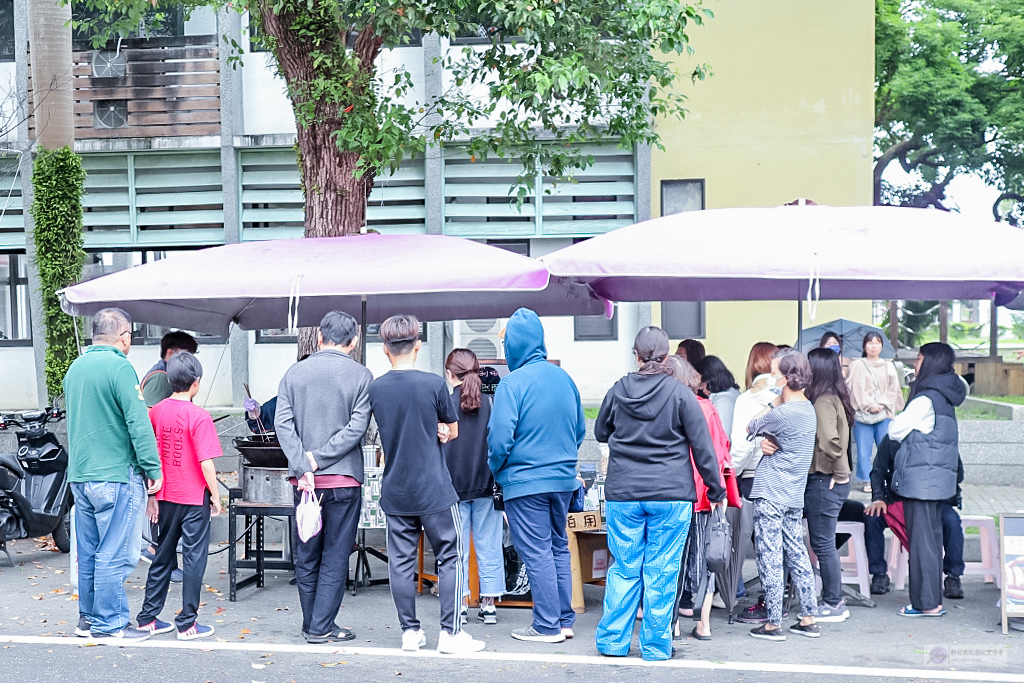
left=28, top=0, right=74, bottom=148
left=258, top=2, right=382, bottom=355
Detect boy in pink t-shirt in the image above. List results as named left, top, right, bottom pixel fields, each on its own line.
left=137, top=352, right=222, bottom=640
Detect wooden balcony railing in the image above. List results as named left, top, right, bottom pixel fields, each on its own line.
left=29, top=34, right=221, bottom=140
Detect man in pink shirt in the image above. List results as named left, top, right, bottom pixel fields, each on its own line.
left=137, top=352, right=222, bottom=640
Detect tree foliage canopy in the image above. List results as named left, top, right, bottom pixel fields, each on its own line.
left=71, top=0, right=712, bottom=195
left=874, top=0, right=1024, bottom=224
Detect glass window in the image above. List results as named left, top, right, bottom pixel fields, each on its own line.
left=255, top=322, right=427, bottom=345
left=661, top=179, right=705, bottom=215
left=0, top=0, right=13, bottom=62
left=81, top=250, right=226, bottom=345
left=0, top=253, right=30, bottom=343
left=485, top=239, right=530, bottom=257
left=660, top=180, right=705, bottom=334
left=571, top=238, right=616, bottom=340
left=661, top=301, right=704, bottom=340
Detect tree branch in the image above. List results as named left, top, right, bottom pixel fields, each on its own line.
left=874, top=137, right=923, bottom=205
left=993, top=192, right=1024, bottom=226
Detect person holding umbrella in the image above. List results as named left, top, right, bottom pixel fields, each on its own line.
left=594, top=327, right=726, bottom=661
left=848, top=331, right=905, bottom=492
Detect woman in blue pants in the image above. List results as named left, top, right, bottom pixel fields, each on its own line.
left=594, top=327, right=727, bottom=661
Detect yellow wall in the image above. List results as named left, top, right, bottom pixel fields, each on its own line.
left=651, top=0, right=876, bottom=380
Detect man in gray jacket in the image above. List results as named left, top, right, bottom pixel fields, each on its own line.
left=275, top=311, right=372, bottom=643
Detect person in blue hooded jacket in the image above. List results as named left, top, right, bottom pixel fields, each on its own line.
left=488, top=308, right=586, bottom=644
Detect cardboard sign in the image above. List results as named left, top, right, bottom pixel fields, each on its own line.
left=591, top=548, right=609, bottom=579
left=1000, top=513, right=1024, bottom=634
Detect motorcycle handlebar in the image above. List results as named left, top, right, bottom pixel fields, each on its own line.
left=0, top=407, right=64, bottom=430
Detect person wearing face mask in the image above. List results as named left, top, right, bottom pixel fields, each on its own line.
left=848, top=332, right=905, bottom=492
left=818, top=332, right=851, bottom=378
left=730, top=343, right=783, bottom=498
left=744, top=349, right=820, bottom=641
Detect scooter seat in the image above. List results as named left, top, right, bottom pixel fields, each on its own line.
left=0, top=452, right=24, bottom=480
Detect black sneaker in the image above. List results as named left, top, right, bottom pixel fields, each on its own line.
left=749, top=623, right=786, bottom=641
left=789, top=621, right=821, bottom=638
left=870, top=574, right=891, bottom=595
left=90, top=627, right=152, bottom=644
left=306, top=627, right=356, bottom=644
left=74, top=616, right=92, bottom=638
left=944, top=575, right=964, bottom=599
left=737, top=603, right=788, bottom=624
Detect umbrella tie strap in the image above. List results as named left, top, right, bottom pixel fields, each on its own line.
left=287, top=274, right=303, bottom=332
left=807, top=255, right=821, bottom=323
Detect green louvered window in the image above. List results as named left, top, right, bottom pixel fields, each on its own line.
left=240, top=148, right=426, bottom=240
left=442, top=143, right=635, bottom=238
left=81, top=151, right=224, bottom=247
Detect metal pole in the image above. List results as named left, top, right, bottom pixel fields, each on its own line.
left=360, top=295, right=368, bottom=365
left=990, top=296, right=999, bottom=358
left=939, top=300, right=949, bottom=344
left=797, top=284, right=803, bottom=351
left=889, top=301, right=900, bottom=351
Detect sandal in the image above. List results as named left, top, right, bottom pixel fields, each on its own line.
left=898, top=605, right=946, bottom=618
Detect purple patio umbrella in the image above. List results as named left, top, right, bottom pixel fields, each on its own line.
left=541, top=204, right=1024, bottom=303
left=59, top=234, right=608, bottom=334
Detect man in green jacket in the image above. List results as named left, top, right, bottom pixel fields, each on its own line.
left=64, top=307, right=163, bottom=643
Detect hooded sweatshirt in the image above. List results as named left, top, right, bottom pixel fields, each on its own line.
left=595, top=372, right=726, bottom=504
left=887, top=372, right=966, bottom=502
left=487, top=308, right=586, bottom=501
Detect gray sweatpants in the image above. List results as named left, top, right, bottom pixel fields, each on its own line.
left=386, top=505, right=464, bottom=635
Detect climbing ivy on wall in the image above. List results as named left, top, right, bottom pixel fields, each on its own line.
left=30, top=146, right=86, bottom=400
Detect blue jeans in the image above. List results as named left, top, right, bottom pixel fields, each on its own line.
left=72, top=470, right=147, bottom=634
left=854, top=419, right=892, bottom=482
left=596, top=500, right=692, bottom=661
left=804, top=474, right=850, bottom=606
left=458, top=497, right=505, bottom=598
left=504, top=491, right=575, bottom=635
left=941, top=503, right=965, bottom=577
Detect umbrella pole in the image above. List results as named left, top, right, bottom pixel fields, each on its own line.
left=797, top=287, right=804, bottom=351
left=360, top=295, right=368, bottom=366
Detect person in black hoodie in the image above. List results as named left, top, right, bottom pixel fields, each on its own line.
left=443, top=349, right=504, bottom=626
left=884, top=342, right=965, bottom=617
left=594, top=327, right=726, bottom=662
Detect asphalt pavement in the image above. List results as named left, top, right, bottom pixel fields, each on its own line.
left=1, top=535, right=1022, bottom=683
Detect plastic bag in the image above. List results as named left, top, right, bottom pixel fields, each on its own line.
left=296, top=489, right=322, bottom=543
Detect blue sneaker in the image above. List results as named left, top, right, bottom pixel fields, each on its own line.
left=170, top=569, right=184, bottom=584
left=139, top=618, right=175, bottom=636
left=177, top=623, right=215, bottom=640
left=140, top=548, right=156, bottom=564
left=736, top=582, right=747, bottom=599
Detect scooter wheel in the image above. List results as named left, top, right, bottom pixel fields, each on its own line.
left=52, top=512, right=71, bottom=553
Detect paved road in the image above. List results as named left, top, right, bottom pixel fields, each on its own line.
left=2, top=535, right=1022, bottom=682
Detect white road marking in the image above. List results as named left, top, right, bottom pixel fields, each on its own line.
left=0, top=634, right=1020, bottom=681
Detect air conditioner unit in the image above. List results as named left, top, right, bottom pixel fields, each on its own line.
left=458, top=318, right=503, bottom=360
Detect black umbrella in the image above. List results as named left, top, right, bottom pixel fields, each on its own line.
left=799, top=318, right=897, bottom=360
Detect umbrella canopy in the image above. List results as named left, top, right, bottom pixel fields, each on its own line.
left=59, top=235, right=609, bottom=334
left=799, top=318, right=896, bottom=359
left=541, top=205, right=1024, bottom=303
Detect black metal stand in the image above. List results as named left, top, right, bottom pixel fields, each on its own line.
left=350, top=528, right=388, bottom=595
left=228, top=488, right=295, bottom=602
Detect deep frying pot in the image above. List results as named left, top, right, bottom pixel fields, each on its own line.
left=233, top=436, right=289, bottom=468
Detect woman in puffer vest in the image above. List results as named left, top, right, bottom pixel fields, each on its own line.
left=886, top=342, right=965, bottom=618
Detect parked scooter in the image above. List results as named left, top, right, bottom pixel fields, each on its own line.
left=0, top=405, right=72, bottom=565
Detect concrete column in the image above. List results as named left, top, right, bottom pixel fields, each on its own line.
left=218, top=8, right=249, bottom=406
left=16, top=0, right=46, bottom=407
left=634, top=143, right=653, bottom=332
left=423, top=33, right=446, bottom=375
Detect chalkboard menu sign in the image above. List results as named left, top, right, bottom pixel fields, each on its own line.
left=1001, top=513, right=1024, bottom=635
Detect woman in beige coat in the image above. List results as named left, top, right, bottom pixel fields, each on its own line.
left=847, top=331, right=904, bottom=491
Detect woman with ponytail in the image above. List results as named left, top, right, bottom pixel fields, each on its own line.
left=443, top=349, right=504, bottom=626
left=594, top=327, right=726, bottom=661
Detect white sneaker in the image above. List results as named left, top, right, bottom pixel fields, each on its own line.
left=561, top=627, right=575, bottom=639
left=401, top=628, right=426, bottom=651
left=712, top=593, right=727, bottom=609
left=437, top=629, right=486, bottom=654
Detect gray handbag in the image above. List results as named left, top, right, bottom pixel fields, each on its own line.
left=705, top=506, right=732, bottom=574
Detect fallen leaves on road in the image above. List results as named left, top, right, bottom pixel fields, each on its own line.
left=320, top=662, right=348, bottom=667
